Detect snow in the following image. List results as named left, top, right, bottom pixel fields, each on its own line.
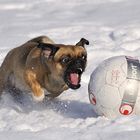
left=1, top=0, right=140, bottom=139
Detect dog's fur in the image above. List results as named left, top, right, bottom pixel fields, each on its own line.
left=0, top=36, right=89, bottom=101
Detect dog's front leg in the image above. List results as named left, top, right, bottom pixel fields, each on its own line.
left=24, top=70, right=45, bottom=102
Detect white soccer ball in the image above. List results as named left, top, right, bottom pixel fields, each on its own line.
left=88, top=55, right=140, bottom=118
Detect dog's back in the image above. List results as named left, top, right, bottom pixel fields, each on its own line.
left=27, top=35, right=54, bottom=44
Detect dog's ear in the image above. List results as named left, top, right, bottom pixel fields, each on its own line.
left=37, top=43, right=59, bottom=59
left=76, top=38, right=89, bottom=47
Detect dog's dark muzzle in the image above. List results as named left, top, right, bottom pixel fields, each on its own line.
left=64, top=59, right=86, bottom=89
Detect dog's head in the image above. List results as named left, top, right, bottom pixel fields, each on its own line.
left=37, top=38, right=89, bottom=90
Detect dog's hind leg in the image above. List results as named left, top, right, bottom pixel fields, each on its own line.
left=0, top=61, right=12, bottom=95
left=0, top=67, right=6, bottom=95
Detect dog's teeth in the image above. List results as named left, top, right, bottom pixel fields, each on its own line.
left=76, top=74, right=79, bottom=78
left=78, top=68, right=83, bottom=72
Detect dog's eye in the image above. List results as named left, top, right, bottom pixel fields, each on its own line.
left=61, top=56, right=71, bottom=64
left=81, top=54, right=87, bottom=60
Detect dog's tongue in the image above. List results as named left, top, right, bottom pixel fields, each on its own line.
left=70, top=73, right=79, bottom=85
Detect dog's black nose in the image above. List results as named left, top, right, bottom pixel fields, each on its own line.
left=75, top=59, right=85, bottom=66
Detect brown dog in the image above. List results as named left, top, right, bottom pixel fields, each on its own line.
left=0, top=36, right=89, bottom=101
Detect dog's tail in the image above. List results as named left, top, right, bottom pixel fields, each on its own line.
left=27, top=36, right=55, bottom=44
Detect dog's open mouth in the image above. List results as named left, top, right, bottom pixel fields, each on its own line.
left=70, top=73, right=79, bottom=85
left=64, top=68, right=83, bottom=89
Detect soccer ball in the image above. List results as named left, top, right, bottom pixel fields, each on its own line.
left=88, top=55, right=140, bottom=119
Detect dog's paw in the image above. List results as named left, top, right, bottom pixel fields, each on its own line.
left=32, top=91, right=45, bottom=102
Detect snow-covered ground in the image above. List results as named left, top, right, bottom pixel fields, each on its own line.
left=1, top=0, right=140, bottom=139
